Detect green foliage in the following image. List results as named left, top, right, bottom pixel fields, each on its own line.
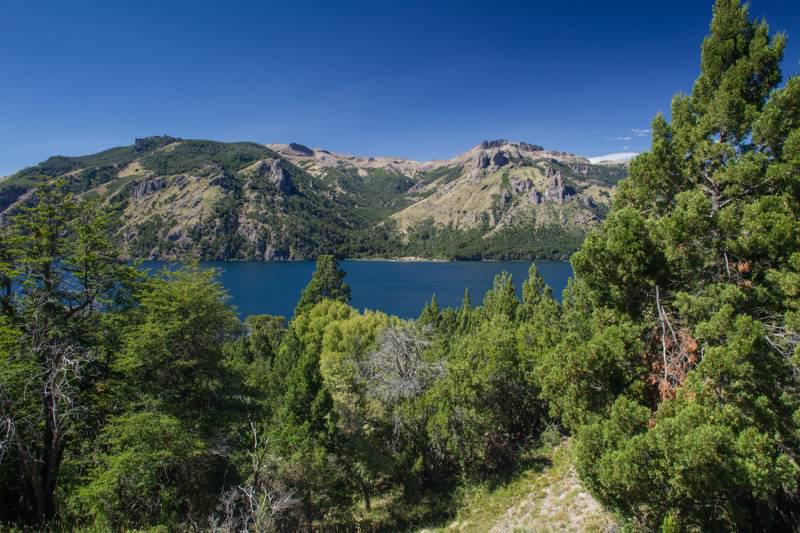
left=402, top=219, right=586, bottom=260
left=141, top=140, right=276, bottom=175
left=74, top=411, right=208, bottom=530
left=295, top=255, right=351, bottom=314
left=546, top=2, right=800, bottom=529
left=116, top=267, right=241, bottom=424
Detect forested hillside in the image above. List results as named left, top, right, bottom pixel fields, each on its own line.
left=0, top=0, right=799, bottom=531
left=0, top=137, right=624, bottom=261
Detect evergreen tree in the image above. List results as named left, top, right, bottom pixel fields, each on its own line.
left=295, top=255, right=351, bottom=315
left=550, top=1, right=800, bottom=528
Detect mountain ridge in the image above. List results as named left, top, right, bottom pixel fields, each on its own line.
left=0, top=136, right=628, bottom=261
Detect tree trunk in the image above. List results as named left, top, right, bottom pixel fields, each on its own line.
left=361, top=482, right=371, bottom=512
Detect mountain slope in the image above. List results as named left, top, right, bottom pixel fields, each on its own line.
left=1, top=137, right=628, bottom=260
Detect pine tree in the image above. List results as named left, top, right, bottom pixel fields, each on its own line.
left=553, top=1, right=800, bottom=529
left=295, top=255, right=351, bottom=316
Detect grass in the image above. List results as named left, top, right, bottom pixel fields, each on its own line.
left=420, top=439, right=615, bottom=533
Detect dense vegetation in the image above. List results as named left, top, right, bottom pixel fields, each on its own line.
left=0, top=1, right=798, bottom=531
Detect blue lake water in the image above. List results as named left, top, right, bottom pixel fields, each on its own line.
left=142, top=260, right=573, bottom=319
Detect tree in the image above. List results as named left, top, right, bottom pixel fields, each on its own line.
left=0, top=180, right=136, bottom=525
left=116, top=267, right=241, bottom=426
left=295, top=255, right=350, bottom=315
left=555, top=1, right=800, bottom=528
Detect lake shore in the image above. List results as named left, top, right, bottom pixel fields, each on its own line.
left=350, top=256, right=452, bottom=263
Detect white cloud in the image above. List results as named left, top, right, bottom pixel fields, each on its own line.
left=631, top=128, right=651, bottom=137
left=588, top=152, right=639, bottom=164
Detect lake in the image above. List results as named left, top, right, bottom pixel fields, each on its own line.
left=142, top=260, right=573, bottom=319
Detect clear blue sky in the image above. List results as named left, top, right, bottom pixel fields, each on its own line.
left=2, top=0, right=799, bottom=176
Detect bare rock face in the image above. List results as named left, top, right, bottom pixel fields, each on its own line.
left=570, top=164, right=590, bottom=175
left=510, top=176, right=533, bottom=193
left=492, top=151, right=509, bottom=167
left=545, top=166, right=565, bottom=203
left=269, top=160, right=295, bottom=194
left=133, top=176, right=166, bottom=198
left=528, top=189, right=543, bottom=204
left=288, top=142, right=314, bottom=156
left=253, top=159, right=295, bottom=195
left=501, top=190, right=513, bottom=205
left=474, top=152, right=491, bottom=170
left=518, top=141, right=544, bottom=152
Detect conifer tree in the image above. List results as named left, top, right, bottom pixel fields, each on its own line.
left=295, top=255, right=350, bottom=316
left=552, top=1, right=800, bottom=528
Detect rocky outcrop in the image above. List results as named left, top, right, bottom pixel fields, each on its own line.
left=133, top=176, right=166, bottom=198
left=474, top=152, right=491, bottom=170
left=569, top=164, right=590, bottom=175
left=253, top=159, right=295, bottom=195
left=480, top=139, right=543, bottom=151
left=288, top=142, right=314, bottom=156
left=510, top=176, right=533, bottom=193
left=492, top=151, right=509, bottom=167
left=509, top=176, right=543, bottom=204
left=269, top=160, right=295, bottom=194
left=545, top=166, right=565, bottom=203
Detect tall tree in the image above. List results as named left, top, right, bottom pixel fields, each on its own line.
left=0, top=180, right=135, bottom=524
left=295, top=255, right=350, bottom=316
left=552, top=1, right=800, bottom=529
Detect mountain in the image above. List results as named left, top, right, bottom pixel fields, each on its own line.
left=0, top=136, right=627, bottom=260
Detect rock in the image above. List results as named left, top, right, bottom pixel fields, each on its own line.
left=209, top=173, right=237, bottom=190
left=545, top=166, right=565, bottom=203
left=502, top=190, right=513, bottom=205
left=269, top=160, right=295, bottom=194
left=133, top=176, right=166, bottom=198
left=570, top=164, right=590, bottom=175
left=528, top=189, right=543, bottom=204
left=479, top=139, right=544, bottom=151
left=254, top=159, right=295, bottom=195
left=474, top=152, right=491, bottom=170
left=288, top=142, right=314, bottom=156
left=492, top=151, right=509, bottom=167
left=510, top=176, right=533, bottom=193
left=518, top=141, right=544, bottom=152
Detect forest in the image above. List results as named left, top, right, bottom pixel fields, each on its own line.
left=1, top=0, right=800, bottom=530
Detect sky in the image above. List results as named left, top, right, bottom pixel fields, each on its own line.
left=1, top=0, right=799, bottom=176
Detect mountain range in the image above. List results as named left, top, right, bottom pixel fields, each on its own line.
left=0, top=136, right=628, bottom=260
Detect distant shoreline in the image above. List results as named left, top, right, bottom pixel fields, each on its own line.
left=138, top=257, right=565, bottom=264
